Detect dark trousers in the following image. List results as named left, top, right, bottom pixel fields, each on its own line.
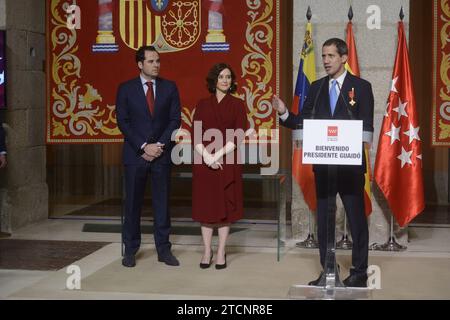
left=315, top=166, right=369, bottom=275
left=123, top=161, right=172, bottom=257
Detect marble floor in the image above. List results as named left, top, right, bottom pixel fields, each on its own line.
left=1, top=216, right=450, bottom=300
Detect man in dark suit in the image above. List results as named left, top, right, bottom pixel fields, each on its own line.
left=0, top=122, right=6, bottom=168
left=273, top=38, right=374, bottom=287
left=116, top=46, right=181, bottom=267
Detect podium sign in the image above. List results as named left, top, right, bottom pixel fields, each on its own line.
left=302, top=119, right=363, bottom=165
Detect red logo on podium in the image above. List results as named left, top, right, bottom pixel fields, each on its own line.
left=328, top=126, right=338, bottom=136
left=327, top=126, right=338, bottom=141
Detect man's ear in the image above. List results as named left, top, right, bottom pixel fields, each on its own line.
left=342, top=54, right=349, bottom=64
left=137, top=61, right=143, bottom=70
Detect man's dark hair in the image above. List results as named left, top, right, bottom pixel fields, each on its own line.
left=206, top=63, right=237, bottom=94
left=323, top=38, right=348, bottom=56
left=135, top=46, right=159, bottom=63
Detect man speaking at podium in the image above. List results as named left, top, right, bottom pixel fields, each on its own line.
left=273, top=38, right=374, bottom=287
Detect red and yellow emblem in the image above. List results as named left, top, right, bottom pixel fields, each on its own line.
left=119, top=0, right=201, bottom=52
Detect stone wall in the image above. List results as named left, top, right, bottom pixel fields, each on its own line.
left=0, top=0, right=47, bottom=232
left=0, top=0, right=5, bottom=28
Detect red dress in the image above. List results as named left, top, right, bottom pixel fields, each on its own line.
left=191, top=94, right=248, bottom=224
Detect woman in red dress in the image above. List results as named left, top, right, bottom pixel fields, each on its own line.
left=192, top=63, right=248, bottom=269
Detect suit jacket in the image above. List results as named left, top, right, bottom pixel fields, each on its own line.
left=0, top=123, right=6, bottom=153
left=116, top=76, right=181, bottom=165
left=282, top=73, right=374, bottom=173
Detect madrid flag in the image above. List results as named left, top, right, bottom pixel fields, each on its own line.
left=291, top=21, right=317, bottom=212
left=374, top=21, right=425, bottom=227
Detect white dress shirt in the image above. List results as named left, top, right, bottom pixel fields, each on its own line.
left=140, top=75, right=156, bottom=98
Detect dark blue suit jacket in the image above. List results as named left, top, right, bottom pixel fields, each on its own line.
left=0, top=124, right=5, bottom=153
left=116, top=77, right=181, bottom=165
left=282, top=72, right=374, bottom=173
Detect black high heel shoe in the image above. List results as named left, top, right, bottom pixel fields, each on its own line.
left=199, top=250, right=213, bottom=269
left=215, top=253, right=227, bottom=270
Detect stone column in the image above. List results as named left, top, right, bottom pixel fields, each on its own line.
left=0, top=0, right=48, bottom=233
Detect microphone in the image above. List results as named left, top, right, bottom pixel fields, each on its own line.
left=310, top=77, right=327, bottom=120
left=336, top=81, right=355, bottom=120
left=291, top=77, right=326, bottom=143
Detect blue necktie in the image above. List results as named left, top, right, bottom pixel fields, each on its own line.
left=329, top=79, right=338, bottom=115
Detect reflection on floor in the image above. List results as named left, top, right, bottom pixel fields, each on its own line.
left=81, top=223, right=247, bottom=236
left=56, top=198, right=278, bottom=220
left=1, top=215, right=450, bottom=300
left=411, top=204, right=450, bottom=224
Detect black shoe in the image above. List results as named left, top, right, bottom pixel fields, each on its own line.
left=215, top=253, right=227, bottom=270
left=200, top=250, right=213, bottom=269
left=122, top=254, right=136, bottom=268
left=308, top=265, right=341, bottom=286
left=343, top=273, right=368, bottom=287
left=158, top=252, right=180, bottom=266
left=308, top=271, right=324, bottom=286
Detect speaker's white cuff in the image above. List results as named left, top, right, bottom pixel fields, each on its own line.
left=363, top=131, right=373, bottom=143
left=292, top=129, right=303, bottom=141
left=279, top=110, right=289, bottom=122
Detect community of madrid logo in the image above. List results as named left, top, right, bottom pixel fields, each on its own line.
left=327, top=126, right=338, bottom=141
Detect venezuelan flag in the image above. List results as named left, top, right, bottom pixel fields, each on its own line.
left=291, top=22, right=317, bottom=212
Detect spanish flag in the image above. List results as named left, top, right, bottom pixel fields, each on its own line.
left=291, top=22, right=317, bottom=212
left=345, top=21, right=373, bottom=216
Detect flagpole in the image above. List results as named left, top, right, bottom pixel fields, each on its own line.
left=336, top=214, right=352, bottom=250
left=294, top=6, right=318, bottom=250
left=337, top=6, right=356, bottom=251
left=373, top=7, right=411, bottom=252
left=296, top=204, right=319, bottom=248
left=375, top=215, right=406, bottom=251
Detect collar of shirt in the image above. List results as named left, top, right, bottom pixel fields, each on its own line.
left=328, top=70, right=347, bottom=94
left=140, top=75, right=156, bottom=96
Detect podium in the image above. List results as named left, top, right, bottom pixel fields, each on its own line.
left=288, top=119, right=372, bottom=299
